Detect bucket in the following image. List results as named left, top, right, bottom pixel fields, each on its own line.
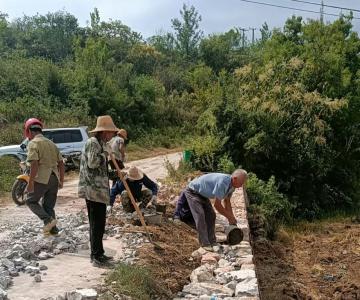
left=183, top=150, right=192, bottom=162
left=224, top=225, right=243, bottom=245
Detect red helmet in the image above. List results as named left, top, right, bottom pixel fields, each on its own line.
left=24, top=118, right=43, bottom=139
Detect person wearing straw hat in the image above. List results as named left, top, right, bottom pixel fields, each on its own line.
left=109, top=166, right=158, bottom=213
left=107, top=128, right=127, bottom=185
left=108, top=128, right=127, bottom=170
left=78, top=115, right=118, bottom=268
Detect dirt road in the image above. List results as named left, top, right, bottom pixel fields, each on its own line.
left=0, top=152, right=181, bottom=300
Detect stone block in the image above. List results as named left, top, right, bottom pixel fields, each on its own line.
left=235, top=278, right=259, bottom=297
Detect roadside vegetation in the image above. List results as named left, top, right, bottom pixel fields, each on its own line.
left=0, top=3, right=359, bottom=228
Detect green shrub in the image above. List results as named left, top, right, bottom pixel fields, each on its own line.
left=164, top=158, right=194, bottom=182
left=246, top=173, right=292, bottom=239
left=105, top=263, right=159, bottom=300
left=0, top=156, right=21, bottom=193
left=189, top=134, right=222, bottom=171
left=218, top=154, right=236, bottom=174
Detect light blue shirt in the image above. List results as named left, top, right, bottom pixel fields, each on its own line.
left=188, top=173, right=234, bottom=200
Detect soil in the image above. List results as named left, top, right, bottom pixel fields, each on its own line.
left=250, top=215, right=360, bottom=300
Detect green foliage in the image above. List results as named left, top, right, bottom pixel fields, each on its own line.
left=189, top=134, right=222, bottom=172
left=246, top=173, right=292, bottom=239
left=200, top=29, right=243, bottom=73
left=13, top=11, right=80, bottom=61
left=0, top=6, right=359, bottom=220
left=165, top=159, right=194, bottom=183
left=218, top=154, right=236, bottom=174
left=0, top=156, right=20, bottom=193
left=194, top=16, right=360, bottom=217
left=171, top=4, right=203, bottom=59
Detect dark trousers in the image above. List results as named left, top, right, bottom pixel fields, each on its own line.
left=26, top=174, right=59, bottom=224
left=86, top=200, right=106, bottom=259
left=184, top=187, right=217, bottom=246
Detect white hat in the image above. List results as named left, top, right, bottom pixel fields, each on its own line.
left=127, top=166, right=143, bottom=181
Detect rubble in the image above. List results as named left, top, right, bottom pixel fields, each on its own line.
left=176, top=189, right=260, bottom=299
left=66, top=288, right=97, bottom=300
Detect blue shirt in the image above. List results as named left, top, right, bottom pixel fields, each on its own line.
left=188, top=173, right=234, bottom=200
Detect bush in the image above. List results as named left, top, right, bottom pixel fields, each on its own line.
left=0, top=156, right=20, bottom=194
left=246, top=173, right=292, bottom=239
left=218, top=154, right=236, bottom=174
left=188, top=134, right=223, bottom=171
left=164, top=158, right=194, bottom=183
left=105, top=263, right=160, bottom=300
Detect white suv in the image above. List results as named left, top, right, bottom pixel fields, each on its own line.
left=0, top=127, right=89, bottom=161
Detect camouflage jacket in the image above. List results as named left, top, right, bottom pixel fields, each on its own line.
left=78, top=137, right=110, bottom=205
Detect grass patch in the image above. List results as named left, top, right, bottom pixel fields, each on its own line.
left=105, top=263, right=160, bottom=300
left=0, top=156, right=20, bottom=195
left=286, top=212, right=360, bottom=236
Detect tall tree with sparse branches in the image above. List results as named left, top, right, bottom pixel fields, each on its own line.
left=171, top=4, right=203, bottom=60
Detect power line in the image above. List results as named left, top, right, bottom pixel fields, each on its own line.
left=288, top=0, right=360, bottom=13
left=237, top=0, right=360, bottom=19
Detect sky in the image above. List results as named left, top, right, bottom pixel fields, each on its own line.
left=0, top=0, right=359, bottom=39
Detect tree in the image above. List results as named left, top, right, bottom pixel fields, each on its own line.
left=200, top=29, right=242, bottom=73
left=88, top=8, right=142, bottom=63
left=148, top=31, right=175, bottom=56
left=171, top=4, right=203, bottom=60
left=13, top=11, right=80, bottom=61
left=260, top=22, right=271, bottom=42
left=284, top=15, right=303, bottom=44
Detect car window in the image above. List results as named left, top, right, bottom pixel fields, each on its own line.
left=71, top=130, right=83, bottom=142
left=43, top=129, right=83, bottom=144
left=43, top=131, right=53, bottom=140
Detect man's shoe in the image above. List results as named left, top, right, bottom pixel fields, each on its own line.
left=100, top=254, right=114, bottom=261
left=43, top=218, right=57, bottom=234
left=91, top=254, right=113, bottom=263
left=92, top=257, right=114, bottom=268
left=49, top=226, right=60, bottom=235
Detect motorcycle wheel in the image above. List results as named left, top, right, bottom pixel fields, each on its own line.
left=11, top=179, right=28, bottom=206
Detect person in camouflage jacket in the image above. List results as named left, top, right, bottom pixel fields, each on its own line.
left=78, top=115, right=119, bottom=267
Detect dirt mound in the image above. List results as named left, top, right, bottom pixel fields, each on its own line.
left=251, top=216, right=360, bottom=300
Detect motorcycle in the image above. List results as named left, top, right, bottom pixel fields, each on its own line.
left=11, top=161, right=29, bottom=206
left=63, top=151, right=81, bottom=172
left=11, top=151, right=82, bottom=206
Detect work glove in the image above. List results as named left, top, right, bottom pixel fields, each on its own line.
left=106, top=205, right=113, bottom=215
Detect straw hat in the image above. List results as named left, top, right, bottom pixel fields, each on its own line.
left=117, top=128, right=128, bottom=140
left=90, top=115, right=119, bottom=133
left=127, top=166, right=143, bottom=181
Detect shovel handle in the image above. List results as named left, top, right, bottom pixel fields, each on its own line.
left=109, top=154, right=152, bottom=239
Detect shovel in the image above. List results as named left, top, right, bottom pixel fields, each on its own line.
left=109, top=154, right=164, bottom=251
